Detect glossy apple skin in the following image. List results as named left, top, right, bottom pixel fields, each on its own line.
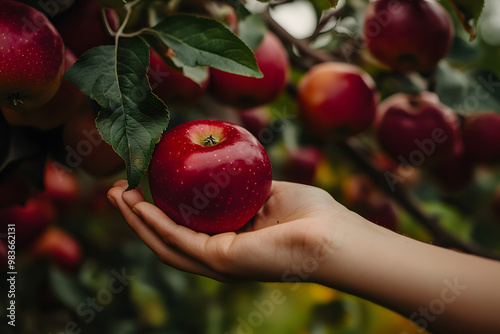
left=0, top=196, right=56, bottom=250
left=149, top=119, right=272, bottom=234
left=375, top=92, right=461, bottom=165
left=462, top=112, right=500, bottom=164
left=208, top=32, right=290, bottom=108
left=149, top=50, right=210, bottom=106
left=55, top=0, right=119, bottom=57
left=31, top=226, right=82, bottom=271
left=298, top=62, right=378, bottom=139
left=363, top=0, right=453, bottom=73
left=2, top=48, right=85, bottom=130
left=0, top=0, right=65, bottom=110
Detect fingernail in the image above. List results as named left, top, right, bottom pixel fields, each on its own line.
left=107, top=195, right=117, bottom=208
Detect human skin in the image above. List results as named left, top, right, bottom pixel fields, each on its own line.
left=108, top=180, right=500, bottom=334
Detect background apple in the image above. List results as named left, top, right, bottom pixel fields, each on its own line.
left=61, top=103, right=125, bottom=178
left=149, top=119, right=273, bottom=234
left=341, top=174, right=398, bottom=231
left=298, top=62, right=378, bottom=139
left=428, top=147, right=475, bottom=194
left=0, top=196, right=56, bottom=250
left=363, top=0, right=454, bottom=73
left=462, top=112, right=500, bottom=164
left=54, top=0, right=119, bottom=57
left=208, top=31, right=290, bottom=108
left=374, top=92, right=461, bottom=166
left=0, top=0, right=65, bottom=110
left=149, top=50, right=210, bottom=106
left=39, top=160, right=81, bottom=210
left=280, top=146, right=323, bottom=186
left=30, top=226, right=82, bottom=271
left=238, top=106, right=273, bottom=143
left=2, top=48, right=85, bottom=130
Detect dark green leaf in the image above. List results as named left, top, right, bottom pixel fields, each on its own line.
left=65, top=38, right=169, bottom=189
left=149, top=14, right=262, bottom=78
left=446, top=0, right=484, bottom=41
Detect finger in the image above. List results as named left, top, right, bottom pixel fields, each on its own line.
left=108, top=186, right=166, bottom=255
left=132, top=202, right=240, bottom=271
left=116, top=188, right=227, bottom=280
left=113, top=179, right=128, bottom=188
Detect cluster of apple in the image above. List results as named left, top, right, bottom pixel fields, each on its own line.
left=0, top=0, right=292, bottom=256
left=285, top=0, right=500, bottom=229
left=0, top=0, right=127, bottom=268
left=0, top=160, right=82, bottom=270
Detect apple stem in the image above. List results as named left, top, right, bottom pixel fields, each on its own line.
left=9, top=93, right=24, bottom=107
left=202, top=134, right=219, bottom=147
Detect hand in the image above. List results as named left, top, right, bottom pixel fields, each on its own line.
left=107, top=180, right=348, bottom=283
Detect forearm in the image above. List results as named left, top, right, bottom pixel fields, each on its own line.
left=313, top=209, right=500, bottom=334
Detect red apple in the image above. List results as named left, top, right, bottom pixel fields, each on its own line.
left=0, top=196, right=56, bottom=250
left=238, top=106, right=273, bottom=142
left=341, top=174, right=398, bottom=230
left=2, top=48, right=85, bottom=130
left=62, top=103, right=125, bottom=178
left=363, top=0, right=453, bottom=73
left=55, top=0, right=119, bottom=57
left=208, top=31, right=290, bottom=108
left=0, top=0, right=65, bottom=110
left=40, top=160, right=81, bottom=209
left=342, top=174, right=376, bottom=207
left=0, top=171, right=32, bottom=209
left=149, top=119, right=273, bottom=234
left=374, top=92, right=461, bottom=166
left=462, top=112, right=500, bottom=164
left=149, top=50, right=210, bottom=106
left=428, top=147, right=475, bottom=194
left=297, top=62, right=378, bottom=139
left=31, top=226, right=82, bottom=271
left=281, top=146, right=323, bottom=185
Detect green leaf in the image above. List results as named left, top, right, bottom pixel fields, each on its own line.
left=149, top=14, right=262, bottom=78
left=65, top=37, right=169, bottom=189
left=446, top=0, right=484, bottom=41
